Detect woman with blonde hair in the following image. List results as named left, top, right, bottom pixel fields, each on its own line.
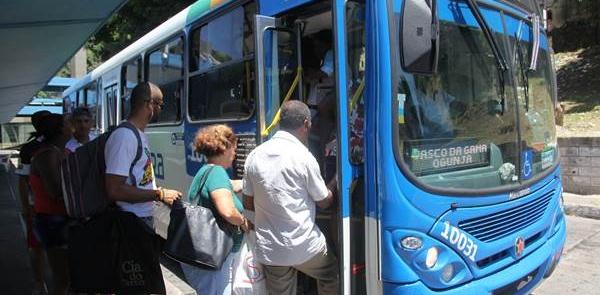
left=180, top=124, right=250, bottom=295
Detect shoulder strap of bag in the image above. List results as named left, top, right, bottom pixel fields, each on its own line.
left=195, top=165, right=216, bottom=206
left=115, top=122, right=143, bottom=186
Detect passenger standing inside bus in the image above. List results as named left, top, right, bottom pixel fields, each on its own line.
left=243, top=100, right=338, bottom=295
left=415, top=75, right=456, bottom=138
left=180, top=124, right=251, bottom=295
left=16, top=110, right=50, bottom=295
left=65, top=107, right=96, bottom=152
left=30, top=114, right=72, bottom=295
left=104, top=82, right=182, bottom=228
left=315, top=49, right=338, bottom=183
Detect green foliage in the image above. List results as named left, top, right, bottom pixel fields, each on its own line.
left=35, top=91, right=50, bottom=98
left=85, top=0, right=195, bottom=69
left=56, top=65, right=71, bottom=77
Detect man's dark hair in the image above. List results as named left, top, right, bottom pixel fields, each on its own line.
left=40, top=114, right=65, bottom=143
left=130, top=82, right=161, bottom=113
left=280, top=100, right=311, bottom=131
left=31, top=110, right=51, bottom=132
left=71, top=107, right=92, bottom=119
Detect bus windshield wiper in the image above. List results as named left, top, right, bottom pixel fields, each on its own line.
left=464, top=0, right=508, bottom=113
left=529, top=14, right=541, bottom=71
left=516, top=35, right=530, bottom=112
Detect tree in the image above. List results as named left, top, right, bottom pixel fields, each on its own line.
left=86, top=0, right=195, bottom=70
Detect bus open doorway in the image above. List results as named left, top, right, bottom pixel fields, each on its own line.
left=255, top=3, right=344, bottom=293
left=255, top=2, right=369, bottom=293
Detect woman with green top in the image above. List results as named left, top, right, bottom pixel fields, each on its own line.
left=180, top=124, right=251, bottom=295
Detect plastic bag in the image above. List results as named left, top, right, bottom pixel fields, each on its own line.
left=232, top=231, right=267, bottom=295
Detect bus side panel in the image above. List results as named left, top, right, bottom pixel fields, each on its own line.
left=146, top=125, right=189, bottom=194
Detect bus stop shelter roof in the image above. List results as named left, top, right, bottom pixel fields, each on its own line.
left=0, top=0, right=127, bottom=123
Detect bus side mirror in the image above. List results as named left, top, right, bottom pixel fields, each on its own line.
left=401, top=0, right=439, bottom=74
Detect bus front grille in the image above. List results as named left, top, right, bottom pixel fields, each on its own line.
left=458, top=190, right=554, bottom=242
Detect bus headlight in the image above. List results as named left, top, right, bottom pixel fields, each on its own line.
left=442, top=264, right=455, bottom=282
left=390, top=229, right=473, bottom=289
left=400, top=236, right=423, bottom=250
left=425, top=247, right=438, bottom=268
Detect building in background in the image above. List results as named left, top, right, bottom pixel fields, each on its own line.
left=0, top=77, right=77, bottom=150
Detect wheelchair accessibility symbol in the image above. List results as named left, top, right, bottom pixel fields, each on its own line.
left=522, top=150, right=533, bottom=180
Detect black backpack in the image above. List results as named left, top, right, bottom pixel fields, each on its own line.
left=60, top=122, right=142, bottom=218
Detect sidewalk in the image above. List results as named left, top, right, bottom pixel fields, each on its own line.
left=563, top=192, right=600, bottom=220
left=0, top=166, right=35, bottom=294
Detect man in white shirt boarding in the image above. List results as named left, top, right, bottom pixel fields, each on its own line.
left=242, top=100, right=338, bottom=295
left=104, top=82, right=181, bottom=226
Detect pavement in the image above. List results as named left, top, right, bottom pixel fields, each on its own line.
left=534, top=215, right=600, bottom=294
left=0, top=164, right=34, bottom=294
left=563, top=192, right=600, bottom=220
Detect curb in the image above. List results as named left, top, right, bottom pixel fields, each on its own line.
left=161, top=264, right=196, bottom=295
left=564, top=204, right=600, bottom=220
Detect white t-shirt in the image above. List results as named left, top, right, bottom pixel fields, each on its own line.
left=65, top=134, right=96, bottom=152
left=243, top=130, right=329, bottom=266
left=105, top=126, right=156, bottom=217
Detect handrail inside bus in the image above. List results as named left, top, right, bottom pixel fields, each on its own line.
left=261, top=67, right=303, bottom=137
left=349, top=78, right=365, bottom=110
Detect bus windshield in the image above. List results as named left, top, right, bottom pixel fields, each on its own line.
left=395, top=17, right=558, bottom=192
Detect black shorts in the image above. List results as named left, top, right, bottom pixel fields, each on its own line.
left=33, top=213, right=69, bottom=249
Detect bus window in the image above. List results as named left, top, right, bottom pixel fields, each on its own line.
left=121, top=58, right=141, bottom=120
left=77, top=89, right=85, bottom=106
left=394, top=3, right=521, bottom=190
left=147, top=37, right=183, bottom=124
left=105, top=84, right=118, bottom=128
left=64, top=92, right=77, bottom=114
left=188, top=3, right=256, bottom=121
left=85, top=81, right=98, bottom=129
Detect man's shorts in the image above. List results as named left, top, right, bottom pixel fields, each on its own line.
left=33, top=213, right=69, bottom=249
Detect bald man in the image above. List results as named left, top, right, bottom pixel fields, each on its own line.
left=104, top=82, right=181, bottom=226
left=242, top=100, right=338, bottom=295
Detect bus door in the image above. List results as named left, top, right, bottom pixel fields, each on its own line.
left=254, top=15, right=301, bottom=143
left=255, top=4, right=357, bottom=293
left=338, top=1, right=367, bottom=294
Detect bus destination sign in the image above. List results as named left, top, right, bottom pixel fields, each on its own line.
left=406, top=140, right=491, bottom=176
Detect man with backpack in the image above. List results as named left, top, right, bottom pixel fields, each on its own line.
left=67, top=82, right=179, bottom=294
left=105, top=82, right=181, bottom=226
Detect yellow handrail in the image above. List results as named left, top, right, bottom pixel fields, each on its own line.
left=261, top=67, right=303, bottom=137
left=349, top=78, right=365, bottom=110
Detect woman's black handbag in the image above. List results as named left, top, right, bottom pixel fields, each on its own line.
left=164, top=166, right=235, bottom=269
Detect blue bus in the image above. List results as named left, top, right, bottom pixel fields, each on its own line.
left=63, top=0, right=565, bottom=294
